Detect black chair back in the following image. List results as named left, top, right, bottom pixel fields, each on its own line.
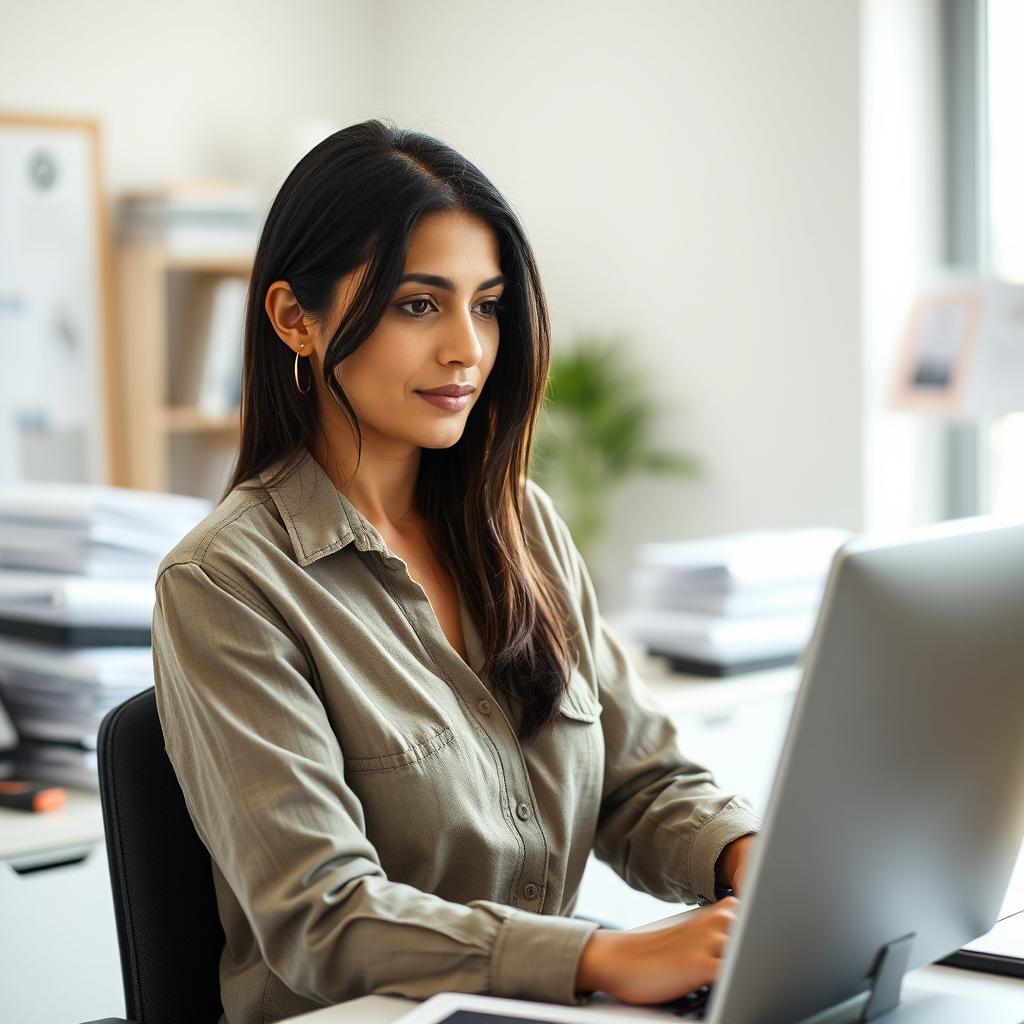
left=98, top=687, right=225, bottom=1024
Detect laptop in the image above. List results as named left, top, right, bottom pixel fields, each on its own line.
left=393, top=516, right=1024, bottom=1024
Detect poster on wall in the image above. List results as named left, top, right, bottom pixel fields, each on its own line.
left=0, top=113, right=113, bottom=484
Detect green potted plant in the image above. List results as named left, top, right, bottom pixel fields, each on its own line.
left=529, top=332, right=701, bottom=575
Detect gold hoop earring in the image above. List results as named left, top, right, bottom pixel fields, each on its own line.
left=294, top=341, right=311, bottom=394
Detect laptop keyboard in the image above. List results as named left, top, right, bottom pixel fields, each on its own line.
left=666, top=984, right=713, bottom=1019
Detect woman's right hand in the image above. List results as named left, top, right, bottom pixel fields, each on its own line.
left=574, top=897, right=740, bottom=1005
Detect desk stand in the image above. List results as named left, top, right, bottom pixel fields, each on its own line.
left=801, top=931, right=1021, bottom=1024
left=862, top=932, right=915, bottom=1020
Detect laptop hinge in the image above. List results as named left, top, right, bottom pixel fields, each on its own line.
left=861, top=932, right=916, bottom=1021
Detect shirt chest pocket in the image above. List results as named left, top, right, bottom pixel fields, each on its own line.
left=318, top=662, right=463, bottom=771
left=340, top=702, right=513, bottom=892
left=544, top=667, right=605, bottom=815
left=343, top=723, right=457, bottom=774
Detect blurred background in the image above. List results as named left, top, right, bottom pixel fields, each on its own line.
left=2, top=2, right=1023, bottom=1020
left=1, top=0, right=1023, bottom=603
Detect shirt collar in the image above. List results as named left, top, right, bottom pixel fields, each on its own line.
left=260, top=446, right=490, bottom=679
left=259, top=447, right=390, bottom=567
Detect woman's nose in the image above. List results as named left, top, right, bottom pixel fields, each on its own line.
left=441, top=310, right=484, bottom=365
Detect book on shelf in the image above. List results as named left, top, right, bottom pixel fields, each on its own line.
left=197, top=276, right=248, bottom=415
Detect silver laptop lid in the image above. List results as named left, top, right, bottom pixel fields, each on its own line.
left=707, top=516, right=1024, bottom=1024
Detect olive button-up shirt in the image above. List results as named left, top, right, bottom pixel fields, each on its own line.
left=151, top=447, right=761, bottom=1024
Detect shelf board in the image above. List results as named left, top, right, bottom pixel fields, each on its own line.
left=162, top=250, right=253, bottom=274
left=118, top=243, right=253, bottom=275
left=161, top=406, right=241, bottom=433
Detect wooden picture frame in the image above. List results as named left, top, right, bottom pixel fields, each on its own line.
left=0, top=112, right=117, bottom=484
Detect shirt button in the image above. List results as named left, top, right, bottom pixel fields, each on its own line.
left=477, top=699, right=492, bottom=716
left=516, top=802, right=531, bottom=821
left=523, top=882, right=540, bottom=900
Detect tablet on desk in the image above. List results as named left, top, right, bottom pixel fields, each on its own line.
left=391, top=992, right=681, bottom=1023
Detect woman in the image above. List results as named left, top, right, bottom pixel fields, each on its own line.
left=151, top=118, right=761, bottom=1024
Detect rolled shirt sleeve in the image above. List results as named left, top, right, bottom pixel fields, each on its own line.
left=152, top=560, right=597, bottom=1008
left=533, top=486, right=763, bottom=906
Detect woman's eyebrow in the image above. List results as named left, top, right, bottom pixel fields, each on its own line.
left=397, top=273, right=506, bottom=291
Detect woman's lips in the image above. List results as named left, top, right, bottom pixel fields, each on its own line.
left=416, top=392, right=472, bottom=411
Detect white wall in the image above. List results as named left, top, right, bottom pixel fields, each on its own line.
left=0, top=0, right=379, bottom=214
left=372, top=0, right=865, bottom=605
left=1, top=0, right=871, bottom=610
left=861, top=0, right=948, bottom=535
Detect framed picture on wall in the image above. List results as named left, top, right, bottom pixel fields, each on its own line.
left=890, top=277, right=1024, bottom=417
left=890, top=287, right=981, bottom=414
left=0, top=112, right=115, bottom=484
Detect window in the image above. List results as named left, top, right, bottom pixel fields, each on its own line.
left=982, top=0, right=1024, bottom=514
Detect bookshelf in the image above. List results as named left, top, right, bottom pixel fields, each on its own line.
left=111, top=244, right=251, bottom=499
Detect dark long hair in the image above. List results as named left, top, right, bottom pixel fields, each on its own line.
left=222, top=118, right=574, bottom=740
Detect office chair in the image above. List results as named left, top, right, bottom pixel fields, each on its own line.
left=81, top=686, right=225, bottom=1024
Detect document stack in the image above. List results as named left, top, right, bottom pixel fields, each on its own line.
left=0, top=481, right=211, bottom=788
left=622, top=527, right=852, bottom=676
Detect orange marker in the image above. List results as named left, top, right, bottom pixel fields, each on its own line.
left=0, top=780, right=67, bottom=812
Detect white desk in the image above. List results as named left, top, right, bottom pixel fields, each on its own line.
left=276, top=967, right=1024, bottom=1024
left=0, top=785, right=103, bottom=860
left=0, top=787, right=124, bottom=1024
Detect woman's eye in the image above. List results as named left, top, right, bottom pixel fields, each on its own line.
left=396, top=297, right=503, bottom=319
left=397, top=298, right=436, bottom=317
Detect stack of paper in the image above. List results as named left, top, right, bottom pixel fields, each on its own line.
left=623, top=528, right=852, bottom=676
left=0, top=481, right=211, bottom=579
left=0, top=638, right=153, bottom=788
left=0, top=572, right=156, bottom=646
left=0, top=482, right=211, bottom=787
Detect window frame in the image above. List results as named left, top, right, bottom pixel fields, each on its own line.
left=941, top=0, right=992, bottom=518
